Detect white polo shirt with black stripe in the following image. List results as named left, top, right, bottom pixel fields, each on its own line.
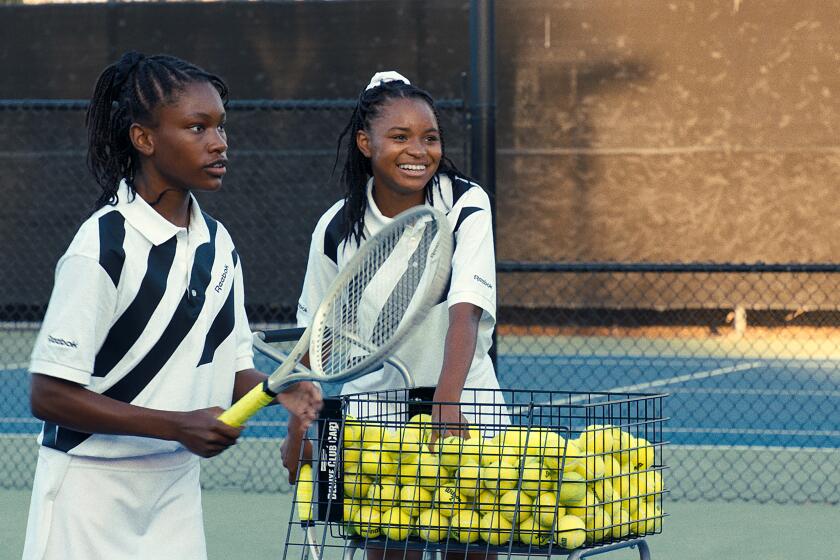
left=29, top=181, right=255, bottom=458
left=297, top=173, right=499, bottom=394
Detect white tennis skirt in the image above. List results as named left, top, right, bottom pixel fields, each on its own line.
left=22, top=446, right=206, bottom=560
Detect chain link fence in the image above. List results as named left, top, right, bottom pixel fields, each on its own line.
left=497, top=263, right=840, bottom=504
left=2, top=100, right=839, bottom=504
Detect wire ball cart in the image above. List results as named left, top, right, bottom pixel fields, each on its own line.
left=286, top=385, right=668, bottom=560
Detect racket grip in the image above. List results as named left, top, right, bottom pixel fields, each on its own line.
left=218, top=381, right=276, bottom=427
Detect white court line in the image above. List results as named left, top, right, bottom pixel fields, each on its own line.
left=1, top=363, right=27, bottom=371
left=509, top=361, right=763, bottom=412
left=587, top=361, right=764, bottom=395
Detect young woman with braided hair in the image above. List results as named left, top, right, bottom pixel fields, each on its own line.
left=282, top=72, right=506, bottom=487
left=23, top=52, right=321, bottom=559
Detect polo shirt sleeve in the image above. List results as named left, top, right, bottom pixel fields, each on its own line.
left=29, top=255, right=118, bottom=386
left=233, top=258, right=255, bottom=372
left=296, top=231, right=338, bottom=328
left=447, top=204, right=497, bottom=321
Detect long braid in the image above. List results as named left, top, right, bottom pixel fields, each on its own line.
left=86, top=51, right=229, bottom=211
left=333, top=80, right=470, bottom=246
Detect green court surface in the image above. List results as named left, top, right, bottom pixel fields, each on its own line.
left=2, top=487, right=837, bottom=560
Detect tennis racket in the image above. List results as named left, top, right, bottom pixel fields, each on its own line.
left=219, top=205, right=452, bottom=427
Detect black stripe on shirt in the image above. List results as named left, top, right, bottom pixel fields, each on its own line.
left=93, top=236, right=178, bottom=377
left=98, top=211, right=126, bottom=287
left=197, top=277, right=236, bottom=367
left=324, top=208, right=347, bottom=264
left=454, top=206, right=482, bottom=235
left=451, top=177, right=474, bottom=206
left=436, top=206, right=480, bottom=305
left=44, top=217, right=219, bottom=453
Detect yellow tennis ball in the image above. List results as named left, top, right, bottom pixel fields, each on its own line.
left=578, top=424, right=615, bottom=455
left=435, top=483, right=465, bottom=518
left=564, top=490, right=598, bottom=518
left=629, top=501, right=661, bottom=535
left=482, top=460, right=518, bottom=494
left=520, top=457, right=555, bottom=497
left=590, top=478, right=616, bottom=503
left=479, top=511, right=513, bottom=545
left=538, top=430, right=567, bottom=470
left=397, top=426, right=423, bottom=464
left=367, top=477, right=400, bottom=510
left=480, top=435, right=504, bottom=467
left=380, top=429, right=402, bottom=456
left=343, top=498, right=363, bottom=522
left=473, top=489, right=497, bottom=513
left=502, top=427, right=528, bottom=452
left=360, top=449, right=382, bottom=477
left=397, top=458, right=420, bottom=487
left=557, top=471, right=587, bottom=504
left=418, top=509, right=449, bottom=542
left=343, top=414, right=361, bottom=438
left=611, top=507, right=632, bottom=539
left=381, top=507, right=412, bottom=541
left=407, top=413, right=434, bottom=443
left=460, top=436, right=483, bottom=467
left=352, top=506, right=382, bottom=538
left=416, top=452, right=446, bottom=488
left=451, top=509, right=481, bottom=543
left=555, top=515, right=586, bottom=549
left=559, top=440, right=585, bottom=474
left=343, top=472, right=372, bottom=499
left=456, top=462, right=482, bottom=497
left=343, top=446, right=362, bottom=471
left=361, top=423, right=385, bottom=449
left=399, top=484, right=433, bottom=516
left=628, top=438, right=655, bottom=470
left=603, top=456, right=622, bottom=478
left=534, top=491, right=564, bottom=528
left=518, top=515, right=552, bottom=547
left=498, top=489, right=533, bottom=523
left=584, top=506, right=612, bottom=543
left=638, top=469, right=663, bottom=495
left=438, top=435, right=467, bottom=470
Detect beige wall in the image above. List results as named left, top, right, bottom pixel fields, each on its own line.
left=495, top=0, right=840, bottom=264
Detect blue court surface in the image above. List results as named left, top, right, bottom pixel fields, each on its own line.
left=3, top=352, right=838, bottom=450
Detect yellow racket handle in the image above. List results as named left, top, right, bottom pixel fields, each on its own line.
left=218, top=382, right=276, bottom=427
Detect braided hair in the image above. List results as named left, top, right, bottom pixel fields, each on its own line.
left=85, top=51, right=229, bottom=210
left=334, top=79, right=467, bottom=246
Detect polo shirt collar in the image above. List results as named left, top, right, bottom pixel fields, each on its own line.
left=364, top=177, right=390, bottom=234
left=364, top=175, right=450, bottom=231
left=116, top=180, right=209, bottom=246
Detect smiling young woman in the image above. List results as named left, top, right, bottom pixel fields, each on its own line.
left=283, top=69, right=506, bottom=468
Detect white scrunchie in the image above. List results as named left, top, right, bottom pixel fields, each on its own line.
left=365, top=70, right=411, bottom=91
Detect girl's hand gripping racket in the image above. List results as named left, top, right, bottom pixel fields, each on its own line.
left=218, top=206, right=453, bottom=427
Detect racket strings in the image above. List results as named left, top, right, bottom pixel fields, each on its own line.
left=315, top=217, right=441, bottom=375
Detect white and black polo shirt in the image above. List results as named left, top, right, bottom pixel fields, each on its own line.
left=29, top=181, right=254, bottom=458
left=297, top=174, right=498, bottom=394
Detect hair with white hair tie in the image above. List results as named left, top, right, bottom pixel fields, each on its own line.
left=365, top=71, right=411, bottom=91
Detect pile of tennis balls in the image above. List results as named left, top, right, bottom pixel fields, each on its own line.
left=334, top=414, right=663, bottom=549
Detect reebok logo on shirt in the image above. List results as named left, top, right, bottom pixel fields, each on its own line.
left=297, top=302, right=308, bottom=314
left=214, top=265, right=229, bottom=293
left=48, top=335, right=78, bottom=349
left=473, top=275, right=493, bottom=289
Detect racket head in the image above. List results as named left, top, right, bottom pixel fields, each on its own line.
left=308, top=205, right=452, bottom=382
